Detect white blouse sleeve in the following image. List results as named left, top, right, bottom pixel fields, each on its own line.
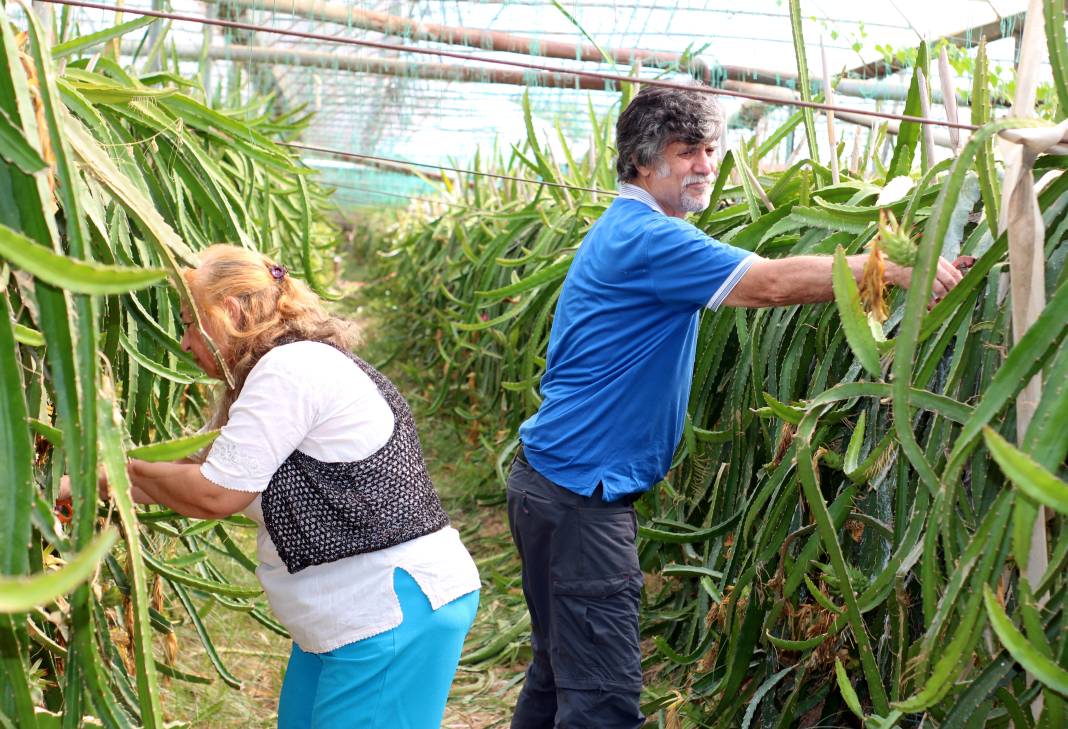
left=201, top=350, right=318, bottom=492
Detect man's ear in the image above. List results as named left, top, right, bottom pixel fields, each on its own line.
left=635, top=153, right=667, bottom=181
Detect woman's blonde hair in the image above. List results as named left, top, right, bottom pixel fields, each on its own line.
left=183, top=244, right=357, bottom=429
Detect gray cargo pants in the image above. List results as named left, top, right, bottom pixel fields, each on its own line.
left=506, top=448, right=645, bottom=729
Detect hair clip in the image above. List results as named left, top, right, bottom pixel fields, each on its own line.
left=268, top=264, right=287, bottom=281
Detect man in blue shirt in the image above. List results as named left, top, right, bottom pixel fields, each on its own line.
left=507, top=83, right=964, bottom=728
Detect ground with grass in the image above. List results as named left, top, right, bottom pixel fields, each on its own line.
left=157, top=268, right=526, bottom=728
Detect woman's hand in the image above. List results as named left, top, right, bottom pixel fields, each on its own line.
left=126, top=460, right=158, bottom=505
left=55, top=467, right=109, bottom=503
left=54, top=471, right=107, bottom=524
left=54, top=462, right=158, bottom=516
left=56, top=475, right=71, bottom=503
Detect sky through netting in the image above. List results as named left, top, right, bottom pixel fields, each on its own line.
left=35, top=0, right=1058, bottom=207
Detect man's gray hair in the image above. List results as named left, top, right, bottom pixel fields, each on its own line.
left=615, top=83, right=724, bottom=183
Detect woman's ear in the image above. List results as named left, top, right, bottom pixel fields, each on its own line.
left=222, top=296, right=243, bottom=327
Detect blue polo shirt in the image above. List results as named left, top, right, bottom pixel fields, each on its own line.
left=518, top=185, right=757, bottom=501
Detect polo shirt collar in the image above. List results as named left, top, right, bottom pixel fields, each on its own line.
left=617, top=182, right=666, bottom=216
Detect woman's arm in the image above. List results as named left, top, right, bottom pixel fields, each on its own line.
left=127, top=460, right=257, bottom=519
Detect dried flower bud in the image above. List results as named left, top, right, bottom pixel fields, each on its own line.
left=859, top=241, right=888, bottom=323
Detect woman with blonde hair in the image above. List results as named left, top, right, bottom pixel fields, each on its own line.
left=107, top=245, right=481, bottom=727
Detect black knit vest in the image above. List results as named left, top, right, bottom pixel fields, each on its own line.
left=260, top=344, right=450, bottom=574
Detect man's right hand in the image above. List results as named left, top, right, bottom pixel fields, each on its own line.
left=886, top=255, right=967, bottom=302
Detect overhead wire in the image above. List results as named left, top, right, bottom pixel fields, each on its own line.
left=37, top=0, right=985, bottom=134
left=291, top=142, right=617, bottom=196
left=324, top=180, right=474, bottom=209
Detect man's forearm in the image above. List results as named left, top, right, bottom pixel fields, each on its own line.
left=771, top=255, right=841, bottom=305
left=775, top=254, right=907, bottom=304
left=724, top=253, right=911, bottom=308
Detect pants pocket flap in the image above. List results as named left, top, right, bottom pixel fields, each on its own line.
left=552, top=574, right=638, bottom=598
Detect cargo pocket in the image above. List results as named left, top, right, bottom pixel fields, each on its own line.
left=549, top=509, right=643, bottom=691
left=551, top=574, right=643, bottom=691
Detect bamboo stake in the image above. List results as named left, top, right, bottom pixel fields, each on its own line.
left=938, top=46, right=961, bottom=151
left=820, top=37, right=839, bottom=184
left=739, top=157, right=774, bottom=211
left=785, top=137, right=805, bottom=165
left=31, top=0, right=53, bottom=44
left=849, top=128, right=862, bottom=175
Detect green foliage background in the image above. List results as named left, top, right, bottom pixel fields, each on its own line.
left=362, top=12, right=1068, bottom=727
left=0, top=6, right=338, bottom=726
left=1, top=1, right=1068, bottom=727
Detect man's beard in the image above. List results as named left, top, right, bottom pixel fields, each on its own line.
left=679, top=174, right=712, bottom=212
left=654, top=161, right=713, bottom=213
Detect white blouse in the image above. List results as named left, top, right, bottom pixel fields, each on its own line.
left=201, top=341, right=480, bottom=653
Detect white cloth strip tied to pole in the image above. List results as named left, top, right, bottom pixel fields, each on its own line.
left=996, top=114, right=1068, bottom=604
left=997, top=1, right=1065, bottom=720
left=998, top=0, right=1067, bottom=613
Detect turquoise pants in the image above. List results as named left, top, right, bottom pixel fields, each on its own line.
left=277, top=569, right=479, bottom=728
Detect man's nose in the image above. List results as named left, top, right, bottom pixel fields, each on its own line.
left=180, top=332, right=192, bottom=352
left=694, top=150, right=714, bottom=175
